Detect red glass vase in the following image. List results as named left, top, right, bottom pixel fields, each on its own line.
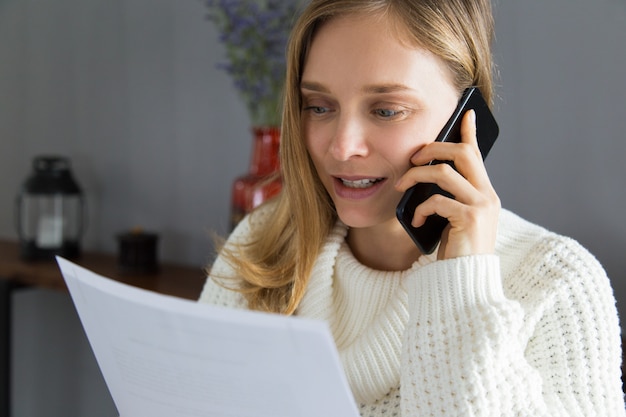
left=230, top=126, right=282, bottom=230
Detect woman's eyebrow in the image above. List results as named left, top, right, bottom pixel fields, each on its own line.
left=362, top=83, right=413, bottom=94
left=300, top=81, right=416, bottom=95
left=300, top=81, right=330, bottom=93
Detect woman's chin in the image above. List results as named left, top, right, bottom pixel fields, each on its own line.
left=335, top=208, right=394, bottom=230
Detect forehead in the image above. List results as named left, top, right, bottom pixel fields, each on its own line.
left=302, top=13, right=454, bottom=92
left=313, top=10, right=418, bottom=49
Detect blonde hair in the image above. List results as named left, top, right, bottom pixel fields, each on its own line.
left=214, top=0, right=496, bottom=315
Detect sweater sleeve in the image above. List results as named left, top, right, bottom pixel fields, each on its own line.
left=401, top=239, right=625, bottom=416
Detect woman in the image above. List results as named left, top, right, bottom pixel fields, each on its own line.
left=199, top=0, right=625, bottom=415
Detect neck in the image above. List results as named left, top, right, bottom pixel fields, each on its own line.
left=346, top=219, right=421, bottom=271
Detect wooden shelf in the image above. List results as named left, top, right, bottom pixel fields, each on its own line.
left=0, top=239, right=207, bottom=300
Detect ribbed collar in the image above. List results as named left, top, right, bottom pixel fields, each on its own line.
left=296, top=221, right=435, bottom=403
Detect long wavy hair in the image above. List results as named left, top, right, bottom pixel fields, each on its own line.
left=214, top=0, right=495, bottom=315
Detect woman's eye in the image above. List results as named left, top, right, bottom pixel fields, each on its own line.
left=303, top=106, right=329, bottom=115
left=375, top=108, right=401, bottom=118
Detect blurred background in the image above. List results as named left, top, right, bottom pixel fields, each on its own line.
left=0, top=0, right=625, bottom=415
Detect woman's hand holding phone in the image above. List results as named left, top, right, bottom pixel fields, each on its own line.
left=395, top=87, right=500, bottom=259
left=396, top=109, right=500, bottom=260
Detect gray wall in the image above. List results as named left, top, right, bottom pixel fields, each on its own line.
left=0, top=0, right=248, bottom=267
left=0, top=0, right=625, bottom=416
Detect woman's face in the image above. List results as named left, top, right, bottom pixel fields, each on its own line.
left=301, top=14, right=460, bottom=230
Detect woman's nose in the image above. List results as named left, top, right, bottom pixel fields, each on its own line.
left=329, top=116, right=369, bottom=161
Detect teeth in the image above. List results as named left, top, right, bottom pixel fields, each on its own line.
left=341, top=178, right=381, bottom=188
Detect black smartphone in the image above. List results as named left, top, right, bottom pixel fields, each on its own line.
left=395, top=87, right=499, bottom=254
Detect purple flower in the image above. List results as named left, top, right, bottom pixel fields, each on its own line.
left=206, top=0, right=302, bottom=126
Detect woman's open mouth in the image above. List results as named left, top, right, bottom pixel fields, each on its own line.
left=333, top=176, right=387, bottom=199
left=340, top=178, right=385, bottom=189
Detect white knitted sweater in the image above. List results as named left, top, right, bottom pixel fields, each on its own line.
left=198, top=206, right=625, bottom=416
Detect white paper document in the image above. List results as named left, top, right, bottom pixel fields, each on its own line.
left=56, top=257, right=360, bottom=417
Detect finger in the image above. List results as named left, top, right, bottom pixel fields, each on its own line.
left=409, top=110, right=479, bottom=166
left=411, top=190, right=498, bottom=237
left=456, top=109, right=494, bottom=189
left=409, top=193, right=462, bottom=227
left=394, top=163, right=453, bottom=192
left=460, top=109, right=478, bottom=146
left=395, top=163, right=481, bottom=205
left=409, top=118, right=492, bottom=192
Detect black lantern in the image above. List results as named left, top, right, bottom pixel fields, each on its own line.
left=15, top=156, right=86, bottom=260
